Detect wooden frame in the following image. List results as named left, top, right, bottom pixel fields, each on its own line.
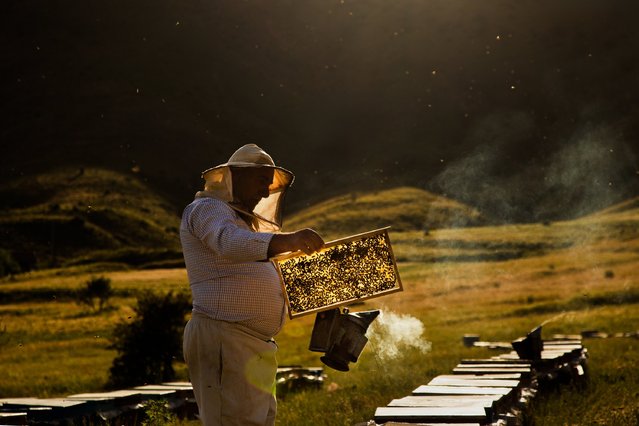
left=271, top=227, right=403, bottom=319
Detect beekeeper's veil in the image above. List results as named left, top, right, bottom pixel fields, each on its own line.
left=196, top=144, right=294, bottom=232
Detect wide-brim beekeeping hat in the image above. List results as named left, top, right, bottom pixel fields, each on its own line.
left=199, top=144, right=294, bottom=231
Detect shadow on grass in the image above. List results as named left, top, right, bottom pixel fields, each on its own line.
left=509, top=290, right=639, bottom=316
left=65, top=305, right=119, bottom=319
left=0, top=288, right=135, bottom=304
left=396, top=240, right=574, bottom=263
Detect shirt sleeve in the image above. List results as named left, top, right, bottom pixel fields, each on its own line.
left=184, top=198, right=274, bottom=262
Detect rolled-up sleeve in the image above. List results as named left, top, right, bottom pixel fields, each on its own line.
left=184, top=198, right=273, bottom=262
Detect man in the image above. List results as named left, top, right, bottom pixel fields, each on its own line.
left=180, top=144, right=324, bottom=425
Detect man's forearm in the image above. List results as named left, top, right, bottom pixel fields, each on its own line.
left=268, top=229, right=324, bottom=257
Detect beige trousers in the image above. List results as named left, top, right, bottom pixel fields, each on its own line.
left=183, top=313, right=277, bottom=426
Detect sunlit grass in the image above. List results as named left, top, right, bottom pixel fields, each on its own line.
left=0, top=337, right=113, bottom=397
left=531, top=338, right=639, bottom=425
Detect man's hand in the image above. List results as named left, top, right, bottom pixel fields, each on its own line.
left=268, top=228, right=325, bottom=257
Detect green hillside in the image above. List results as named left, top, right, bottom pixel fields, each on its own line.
left=0, top=168, right=182, bottom=273
left=282, top=186, right=484, bottom=240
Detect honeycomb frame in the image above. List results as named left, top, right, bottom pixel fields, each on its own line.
left=271, top=227, right=403, bottom=318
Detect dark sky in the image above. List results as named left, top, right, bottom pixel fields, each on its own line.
left=2, top=0, right=638, bottom=221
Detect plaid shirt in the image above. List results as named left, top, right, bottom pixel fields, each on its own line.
left=180, top=197, right=285, bottom=338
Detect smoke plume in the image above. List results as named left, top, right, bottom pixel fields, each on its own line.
left=541, top=124, right=637, bottom=220
left=367, top=310, right=431, bottom=361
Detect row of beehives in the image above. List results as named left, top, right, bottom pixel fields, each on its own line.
left=0, top=366, right=324, bottom=425
left=0, top=382, right=197, bottom=425
left=368, top=330, right=588, bottom=426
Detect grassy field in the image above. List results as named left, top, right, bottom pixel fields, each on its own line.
left=1, top=200, right=638, bottom=425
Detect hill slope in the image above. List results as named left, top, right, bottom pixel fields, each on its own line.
left=0, top=168, right=181, bottom=272
left=282, top=186, right=484, bottom=239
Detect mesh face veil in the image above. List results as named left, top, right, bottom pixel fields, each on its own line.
left=197, top=144, right=294, bottom=232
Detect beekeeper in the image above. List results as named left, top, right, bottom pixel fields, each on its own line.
left=180, top=143, right=324, bottom=426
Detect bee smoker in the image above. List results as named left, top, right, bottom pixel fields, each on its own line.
left=511, top=325, right=543, bottom=360
left=308, top=307, right=380, bottom=371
